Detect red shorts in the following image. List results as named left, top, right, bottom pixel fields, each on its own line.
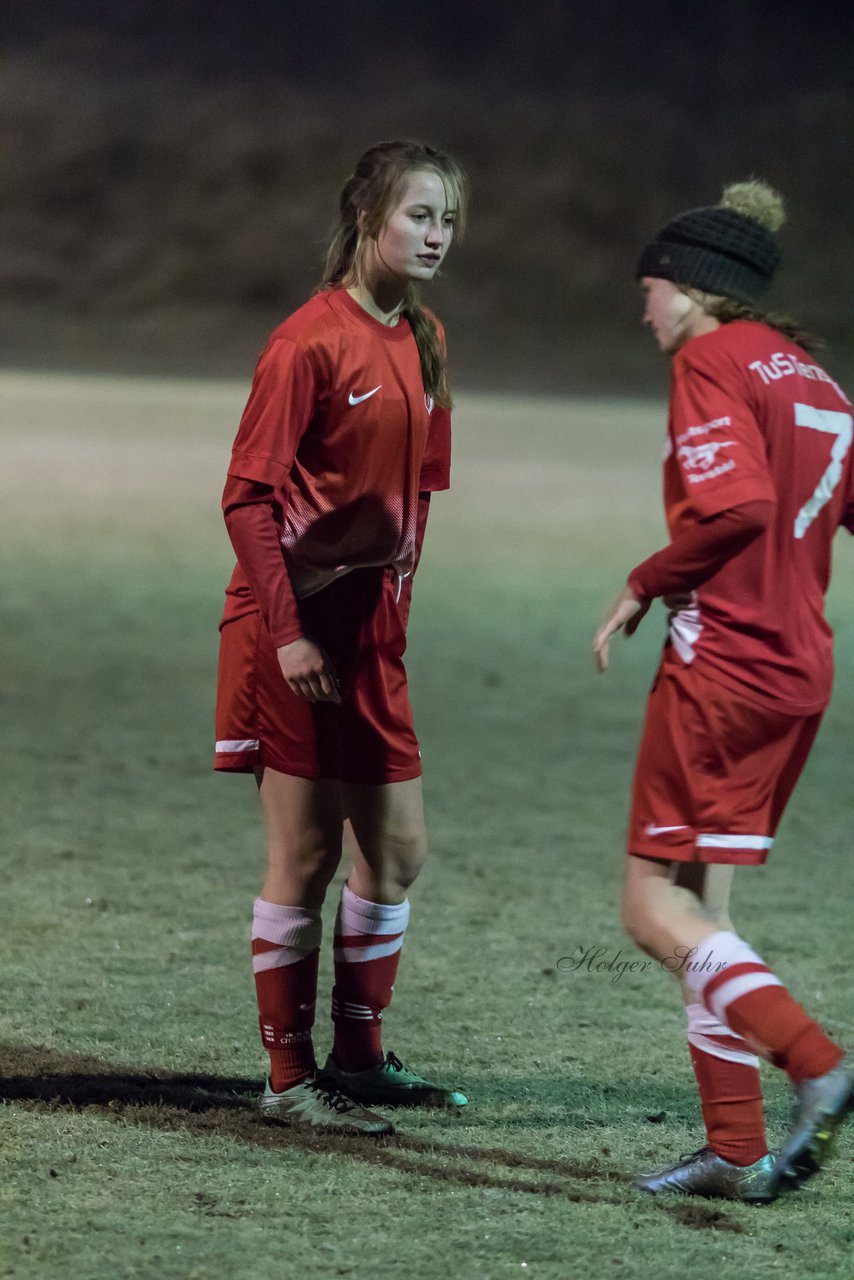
left=628, top=659, right=822, bottom=865
left=214, top=568, right=422, bottom=784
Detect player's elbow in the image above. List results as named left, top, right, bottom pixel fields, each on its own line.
left=222, top=473, right=276, bottom=519
left=734, top=498, right=776, bottom=539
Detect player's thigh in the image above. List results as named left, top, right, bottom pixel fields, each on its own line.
left=672, top=861, right=735, bottom=931
left=343, top=777, right=427, bottom=883
left=257, top=766, right=344, bottom=883
left=621, top=854, right=735, bottom=958
left=621, top=853, right=672, bottom=934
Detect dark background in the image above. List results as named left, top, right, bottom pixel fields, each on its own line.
left=4, top=2, right=854, bottom=391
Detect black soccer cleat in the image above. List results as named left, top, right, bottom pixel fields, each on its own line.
left=323, top=1050, right=468, bottom=1109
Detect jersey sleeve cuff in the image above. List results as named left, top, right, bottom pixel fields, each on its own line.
left=269, top=621, right=306, bottom=648
left=686, top=477, right=776, bottom=519
left=228, top=450, right=290, bottom=488
left=627, top=570, right=652, bottom=602
left=417, top=465, right=451, bottom=491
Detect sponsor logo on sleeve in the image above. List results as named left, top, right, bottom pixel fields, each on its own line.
left=676, top=415, right=731, bottom=444
left=672, top=416, right=738, bottom=481
left=681, top=445, right=737, bottom=476
left=678, top=439, right=736, bottom=479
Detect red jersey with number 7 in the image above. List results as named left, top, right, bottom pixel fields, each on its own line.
left=661, top=319, right=854, bottom=714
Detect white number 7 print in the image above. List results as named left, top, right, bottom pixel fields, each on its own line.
left=793, top=403, right=854, bottom=538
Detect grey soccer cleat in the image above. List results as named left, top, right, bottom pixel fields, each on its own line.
left=323, top=1050, right=468, bottom=1109
left=259, top=1073, right=395, bottom=1135
left=632, top=1146, right=780, bottom=1203
left=777, top=1054, right=854, bottom=1188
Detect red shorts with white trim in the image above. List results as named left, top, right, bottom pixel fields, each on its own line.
left=628, top=659, right=822, bottom=865
left=214, top=568, right=422, bottom=784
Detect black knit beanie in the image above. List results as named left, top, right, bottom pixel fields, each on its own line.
left=637, top=203, right=781, bottom=304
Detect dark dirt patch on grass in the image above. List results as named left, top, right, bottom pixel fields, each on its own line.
left=1, top=1042, right=631, bottom=1205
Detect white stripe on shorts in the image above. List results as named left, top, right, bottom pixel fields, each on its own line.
left=216, top=739, right=260, bottom=753
left=696, top=833, right=773, bottom=851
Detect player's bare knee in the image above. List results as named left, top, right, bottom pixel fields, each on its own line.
left=622, top=908, right=657, bottom=956
left=391, top=831, right=428, bottom=890
left=380, top=827, right=428, bottom=893
left=268, top=834, right=341, bottom=896
left=620, top=878, right=650, bottom=940
left=621, top=900, right=651, bottom=952
left=388, top=858, right=422, bottom=894
left=701, top=907, right=734, bottom=932
left=301, top=856, right=341, bottom=898
left=621, top=891, right=671, bottom=959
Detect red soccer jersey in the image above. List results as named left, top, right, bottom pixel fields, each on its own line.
left=661, top=320, right=854, bottom=714
left=221, top=288, right=450, bottom=627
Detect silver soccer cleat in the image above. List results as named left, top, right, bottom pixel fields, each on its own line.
left=632, top=1146, right=780, bottom=1203
left=777, top=1053, right=854, bottom=1187
left=259, top=1073, right=395, bottom=1135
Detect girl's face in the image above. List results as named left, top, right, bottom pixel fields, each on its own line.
left=369, top=169, right=457, bottom=282
left=640, top=276, right=698, bottom=354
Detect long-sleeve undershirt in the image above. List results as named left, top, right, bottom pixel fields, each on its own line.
left=628, top=499, right=775, bottom=601
left=223, top=474, right=304, bottom=647
left=223, top=474, right=431, bottom=648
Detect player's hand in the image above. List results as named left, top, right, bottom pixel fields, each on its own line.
left=277, top=638, right=341, bottom=703
left=592, top=586, right=650, bottom=674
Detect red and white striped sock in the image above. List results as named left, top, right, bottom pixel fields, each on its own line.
left=331, top=884, right=409, bottom=1071
left=251, top=898, right=321, bottom=1093
left=683, top=930, right=843, bottom=1085
left=685, top=1001, right=767, bottom=1166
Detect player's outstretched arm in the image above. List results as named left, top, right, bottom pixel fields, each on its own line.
left=592, top=585, right=650, bottom=673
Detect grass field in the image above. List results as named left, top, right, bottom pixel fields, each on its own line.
left=1, top=372, right=852, bottom=1280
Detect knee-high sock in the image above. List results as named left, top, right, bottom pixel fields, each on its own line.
left=331, top=884, right=409, bottom=1071
left=685, top=1001, right=767, bottom=1165
left=251, top=898, right=321, bottom=1092
left=682, top=931, right=843, bottom=1085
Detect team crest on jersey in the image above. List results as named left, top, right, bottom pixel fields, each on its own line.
left=425, top=394, right=434, bottom=415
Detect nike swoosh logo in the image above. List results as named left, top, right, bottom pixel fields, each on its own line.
left=348, top=385, right=382, bottom=405
left=644, top=824, right=689, bottom=836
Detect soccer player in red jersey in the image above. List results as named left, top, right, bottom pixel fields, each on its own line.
left=593, top=181, right=853, bottom=1201
left=215, top=141, right=468, bottom=1133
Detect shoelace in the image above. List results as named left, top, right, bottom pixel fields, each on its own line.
left=385, top=1052, right=406, bottom=1073
left=311, top=1076, right=359, bottom=1113
left=677, top=1147, right=709, bottom=1164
